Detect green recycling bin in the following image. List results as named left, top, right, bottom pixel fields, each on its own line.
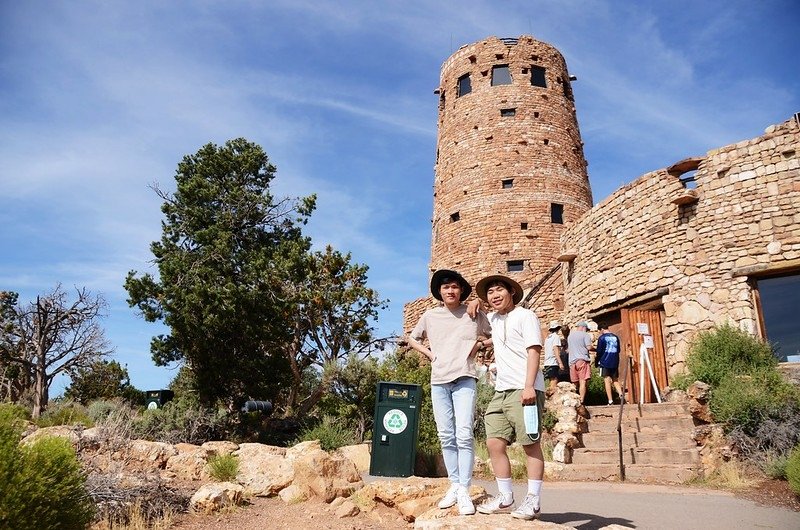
left=145, top=389, right=174, bottom=410
left=369, top=381, right=423, bottom=477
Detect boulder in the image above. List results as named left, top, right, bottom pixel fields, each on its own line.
left=284, top=440, right=318, bottom=460
left=125, top=440, right=177, bottom=469
left=335, top=443, right=371, bottom=473
left=291, top=446, right=363, bottom=502
left=190, top=482, right=244, bottom=513
left=356, top=478, right=486, bottom=521
left=234, top=443, right=294, bottom=496
left=202, top=440, right=239, bottom=456
left=165, top=443, right=209, bottom=481
left=278, top=484, right=311, bottom=504
left=21, top=425, right=81, bottom=446
left=334, top=499, right=360, bottom=518
left=687, top=381, right=713, bottom=423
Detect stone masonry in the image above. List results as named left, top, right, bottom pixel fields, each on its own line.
left=560, top=118, right=800, bottom=375
left=404, top=35, right=593, bottom=333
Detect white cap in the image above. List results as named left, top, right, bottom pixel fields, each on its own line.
left=548, top=320, right=561, bottom=330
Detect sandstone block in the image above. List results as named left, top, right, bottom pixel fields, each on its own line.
left=291, top=447, right=363, bottom=502
left=190, top=482, right=244, bottom=513
left=234, top=443, right=294, bottom=496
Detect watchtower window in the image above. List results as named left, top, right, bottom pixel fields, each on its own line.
left=457, top=74, right=472, bottom=97
left=492, top=65, right=512, bottom=86
left=551, top=203, right=564, bottom=224
left=502, top=179, right=514, bottom=189
left=680, top=170, right=698, bottom=189
left=531, top=66, right=547, bottom=88
left=520, top=222, right=528, bottom=230
left=450, top=211, right=460, bottom=222
left=500, top=108, right=516, bottom=117
left=507, top=260, right=525, bottom=272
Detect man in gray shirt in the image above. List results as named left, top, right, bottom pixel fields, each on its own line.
left=567, top=321, right=593, bottom=404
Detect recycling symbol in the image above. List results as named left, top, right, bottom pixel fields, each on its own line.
left=383, top=408, right=408, bottom=435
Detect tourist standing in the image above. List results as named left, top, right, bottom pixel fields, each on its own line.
left=543, top=321, right=564, bottom=394
left=568, top=321, right=593, bottom=404
left=596, top=324, right=624, bottom=405
left=407, top=269, right=490, bottom=515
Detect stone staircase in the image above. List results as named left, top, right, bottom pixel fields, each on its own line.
left=558, top=402, right=701, bottom=483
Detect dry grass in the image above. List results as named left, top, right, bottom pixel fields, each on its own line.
left=690, top=460, right=758, bottom=490
left=91, top=500, right=175, bottom=530
left=475, top=440, right=552, bottom=480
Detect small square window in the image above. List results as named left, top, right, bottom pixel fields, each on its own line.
left=531, top=66, right=547, bottom=88
left=492, top=65, right=512, bottom=86
left=507, top=260, right=524, bottom=272
left=500, top=108, right=516, bottom=117
left=551, top=203, right=564, bottom=224
left=450, top=211, right=460, bottom=222
left=521, top=222, right=528, bottom=230
left=457, top=74, right=472, bottom=97
left=502, top=179, right=514, bottom=189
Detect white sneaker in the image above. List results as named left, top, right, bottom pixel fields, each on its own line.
left=457, top=487, right=475, bottom=515
left=511, top=493, right=541, bottom=520
left=476, top=493, right=514, bottom=514
left=437, top=483, right=459, bottom=509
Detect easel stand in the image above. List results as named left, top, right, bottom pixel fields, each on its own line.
left=638, top=343, right=662, bottom=404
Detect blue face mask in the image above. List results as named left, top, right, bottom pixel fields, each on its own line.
left=524, top=403, right=540, bottom=443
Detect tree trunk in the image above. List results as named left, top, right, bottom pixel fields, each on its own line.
left=32, top=365, right=48, bottom=419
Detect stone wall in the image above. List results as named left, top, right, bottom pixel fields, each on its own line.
left=560, top=118, right=800, bottom=375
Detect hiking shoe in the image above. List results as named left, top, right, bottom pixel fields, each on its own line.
left=511, top=493, right=541, bottom=520
left=476, top=493, right=514, bottom=514
left=437, top=483, right=459, bottom=509
left=457, top=487, right=475, bottom=515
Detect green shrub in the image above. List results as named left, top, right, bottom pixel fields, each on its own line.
left=0, top=402, right=31, bottom=422
left=764, top=455, right=788, bottom=480
left=473, top=381, right=495, bottom=441
left=686, top=324, right=777, bottom=388
left=295, top=415, right=357, bottom=451
left=542, top=409, right=557, bottom=432
left=36, top=399, right=93, bottom=428
left=584, top=368, right=607, bottom=405
left=132, top=397, right=230, bottom=445
left=710, top=368, right=797, bottom=435
left=0, top=408, right=94, bottom=528
left=207, top=454, right=239, bottom=482
left=86, top=398, right=128, bottom=424
left=670, top=372, right=692, bottom=391
left=786, top=444, right=800, bottom=495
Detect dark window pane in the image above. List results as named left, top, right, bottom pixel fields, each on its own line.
left=531, top=66, right=547, bottom=88
left=551, top=203, right=564, bottom=224
left=502, top=179, right=514, bottom=189
left=500, top=108, right=516, bottom=117
left=758, top=274, right=800, bottom=362
left=450, top=211, right=460, bottom=222
left=492, top=65, right=512, bottom=86
left=457, top=74, right=471, bottom=97
left=507, top=260, right=524, bottom=272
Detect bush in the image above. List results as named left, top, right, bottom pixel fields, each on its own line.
left=765, top=455, right=788, bottom=480
left=584, top=368, right=607, bottom=405
left=786, top=444, right=800, bottom=495
left=132, top=397, right=230, bottom=445
left=686, top=324, right=777, bottom=388
left=295, top=415, right=357, bottom=451
left=0, top=407, right=94, bottom=528
left=87, top=398, right=129, bottom=424
left=710, top=368, right=797, bottom=435
left=207, top=454, right=239, bottom=482
left=542, top=409, right=557, bottom=433
left=0, top=401, right=31, bottom=422
left=36, top=399, right=93, bottom=428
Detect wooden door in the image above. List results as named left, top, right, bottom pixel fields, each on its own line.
left=620, top=308, right=669, bottom=404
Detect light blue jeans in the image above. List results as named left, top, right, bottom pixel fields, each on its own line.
left=430, top=376, right=477, bottom=487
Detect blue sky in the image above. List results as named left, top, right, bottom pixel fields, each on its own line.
left=1, top=1, right=798, bottom=394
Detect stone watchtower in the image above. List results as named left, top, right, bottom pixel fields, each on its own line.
left=403, top=35, right=593, bottom=332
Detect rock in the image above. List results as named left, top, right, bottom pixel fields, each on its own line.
left=414, top=510, right=574, bottom=529
left=21, top=425, right=82, bottom=446
left=284, top=440, right=319, bottom=460
left=291, top=446, right=363, bottom=502
left=235, top=443, right=294, bottom=496
left=357, top=478, right=486, bottom=521
left=190, top=482, right=244, bottom=513
left=278, top=484, right=310, bottom=504
left=661, top=387, right=688, bottom=403
left=202, top=440, right=239, bottom=456
left=335, top=443, right=371, bottom=473
left=165, top=443, right=209, bottom=481
left=687, top=381, right=710, bottom=401
left=126, top=440, right=177, bottom=469
left=552, top=441, right=572, bottom=463
left=687, top=381, right=713, bottom=422
left=397, top=496, right=441, bottom=521
left=334, top=500, right=360, bottom=518
left=329, top=496, right=347, bottom=508
left=676, top=301, right=707, bottom=325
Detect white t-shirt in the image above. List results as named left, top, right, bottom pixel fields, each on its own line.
left=544, top=332, right=560, bottom=367
left=487, top=306, right=545, bottom=392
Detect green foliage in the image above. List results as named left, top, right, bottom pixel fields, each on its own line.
left=317, top=353, right=381, bottom=441
left=710, top=368, right=798, bottom=435
left=584, top=368, right=607, bottom=406
left=207, top=454, right=240, bottom=482
left=35, top=399, right=93, bottom=428
left=0, top=401, right=30, bottom=422
left=65, top=359, right=144, bottom=406
left=125, top=138, right=315, bottom=407
left=787, top=444, right=800, bottom=495
left=670, top=372, right=692, bottom=391
left=0, top=408, right=94, bottom=529
left=132, top=396, right=230, bottom=445
left=295, top=414, right=357, bottom=451
left=764, top=455, right=788, bottom=480
left=686, top=324, right=777, bottom=388
left=542, top=408, right=557, bottom=433
left=473, top=381, right=495, bottom=441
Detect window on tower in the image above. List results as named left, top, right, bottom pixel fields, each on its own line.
left=551, top=203, right=564, bottom=224
left=500, top=108, right=516, bottom=117
left=450, top=211, right=460, bottom=222
left=507, top=260, right=525, bottom=272
left=492, top=65, right=512, bottom=86
left=502, top=179, right=514, bottom=189
left=531, top=66, right=547, bottom=88
left=457, top=74, right=472, bottom=97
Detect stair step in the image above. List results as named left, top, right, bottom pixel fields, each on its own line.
left=583, top=416, right=695, bottom=434
left=585, top=402, right=690, bottom=420
left=550, top=463, right=701, bottom=484
left=571, top=447, right=700, bottom=465
left=581, top=431, right=696, bottom=450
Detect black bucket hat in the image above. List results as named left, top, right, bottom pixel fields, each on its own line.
left=430, top=269, right=472, bottom=302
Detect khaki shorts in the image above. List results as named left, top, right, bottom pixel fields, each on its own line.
left=484, top=389, right=545, bottom=446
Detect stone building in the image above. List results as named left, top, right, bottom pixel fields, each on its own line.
left=404, top=35, right=593, bottom=330
left=403, top=35, right=800, bottom=402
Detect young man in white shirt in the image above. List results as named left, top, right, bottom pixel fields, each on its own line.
left=407, top=269, right=490, bottom=515
left=543, top=321, right=565, bottom=394
left=472, top=274, right=546, bottom=521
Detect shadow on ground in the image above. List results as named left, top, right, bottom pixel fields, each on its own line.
left=542, top=511, right=635, bottom=529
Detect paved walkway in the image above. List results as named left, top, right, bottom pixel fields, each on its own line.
left=477, top=479, right=800, bottom=530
